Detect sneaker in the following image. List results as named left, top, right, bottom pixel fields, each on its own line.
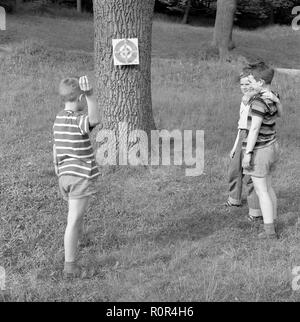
left=63, top=264, right=99, bottom=280
left=247, top=215, right=263, bottom=223
left=62, top=266, right=81, bottom=280
left=258, top=231, right=278, bottom=240
left=225, top=200, right=242, bottom=208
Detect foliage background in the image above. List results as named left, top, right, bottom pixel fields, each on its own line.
left=1, top=0, right=299, bottom=27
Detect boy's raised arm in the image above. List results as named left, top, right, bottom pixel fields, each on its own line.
left=86, top=94, right=100, bottom=127
left=79, top=76, right=100, bottom=127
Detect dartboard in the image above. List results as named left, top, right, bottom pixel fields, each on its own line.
left=113, top=38, right=139, bottom=65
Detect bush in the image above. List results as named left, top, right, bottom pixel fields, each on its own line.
left=236, top=0, right=300, bottom=27
left=155, top=0, right=300, bottom=27
left=0, top=0, right=16, bottom=13
left=50, top=0, right=93, bottom=12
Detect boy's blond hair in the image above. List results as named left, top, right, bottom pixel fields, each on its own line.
left=59, top=77, right=82, bottom=103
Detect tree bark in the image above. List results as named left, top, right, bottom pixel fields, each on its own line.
left=212, top=0, right=237, bottom=60
left=94, top=0, right=156, bottom=167
left=182, top=0, right=192, bottom=24
left=14, top=0, right=22, bottom=12
left=268, top=4, right=274, bottom=25
left=77, top=0, right=82, bottom=13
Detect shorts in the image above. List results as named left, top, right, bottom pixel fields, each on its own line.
left=243, top=141, right=280, bottom=178
left=58, top=175, right=99, bottom=201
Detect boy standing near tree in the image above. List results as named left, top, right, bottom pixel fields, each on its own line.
left=240, top=62, right=283, bottom=239
left=53, top=76, right=100, bottom=278
left=226, top=73, right=262, bottom=222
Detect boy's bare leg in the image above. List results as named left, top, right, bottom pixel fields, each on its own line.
left=245, top=175, right=262, bottom=218
left=252, top=176, right=277, bottom=238
left=252, top=176, right=273, bottom=223
left=64, top=197, right=89, bottom=272
left=267, top=175, right=277, bottom=221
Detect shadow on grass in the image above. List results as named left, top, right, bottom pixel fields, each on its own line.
left=93, top=176, right=300, bottom=251
left=125, top=206, right=249, bottom=247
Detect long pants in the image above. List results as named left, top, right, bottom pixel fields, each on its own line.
left=228, top=132, right=262, bottom=217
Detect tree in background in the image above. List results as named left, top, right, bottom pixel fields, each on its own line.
left=212, top=0, right=237, bottom=60
left=237, top=0, right=298, bottom=26
left=157, top=0, right=214, bottom=24
left=93, top=0, right=156, bottom=167
left=76, top=0, right=81, bottom=13
left=182, top=0, right=192, bottom=24
left=155, top=0, right=299, bottom=27
left=15, top=0, right=23, bottom=12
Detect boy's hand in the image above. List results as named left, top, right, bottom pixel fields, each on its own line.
left=261, top=89, right=280, bottom=103
left=54, top=164, right=58, bottom=176
left=242, top=153, right=252, bottom=170
left=229, top=149, right=235, bottom=159
left=79, top=76, right=93, bottom=96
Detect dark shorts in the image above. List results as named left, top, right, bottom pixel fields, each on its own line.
left=58, top=175, right=99, bottom=201
left=243, top=141, right=280, bottom=178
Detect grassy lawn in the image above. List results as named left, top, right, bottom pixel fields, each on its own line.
left=0, top=13, right=300, bottom=302
left=2, top=13, right=300, bottom=67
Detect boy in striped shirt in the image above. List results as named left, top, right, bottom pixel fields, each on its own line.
left=240, top=62, right=283, bottom=239
left=53, top=76, right=100, bottom=278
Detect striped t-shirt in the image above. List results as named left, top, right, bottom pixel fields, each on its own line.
left=242, top=93, right=279, bottom=150
left=53, top=110, right=100, bottom=179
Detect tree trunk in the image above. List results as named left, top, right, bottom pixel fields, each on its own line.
left=14, top=0, right=22, bottom=12
left=94, top=0, right=156, bottom=167
left=268, top=4, right=274, bottom=25
left=182, top=0, right=192, bottom=24
left=77, top=0, right=82, bottom=13
left=212, top=0, right=237, bottom=60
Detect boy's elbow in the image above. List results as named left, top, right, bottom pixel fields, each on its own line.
left=89, top=119, right=100, bottom=127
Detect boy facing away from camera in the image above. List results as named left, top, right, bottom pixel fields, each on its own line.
left=53, top=76, right=100, bottom=278
left=239, top=62, right=283, bottom=239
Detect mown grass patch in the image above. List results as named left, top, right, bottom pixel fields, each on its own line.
left=0, top=14, right=300, bottom=302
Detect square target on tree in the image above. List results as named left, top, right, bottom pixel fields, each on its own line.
left=112, top=38, right=139, bottom=66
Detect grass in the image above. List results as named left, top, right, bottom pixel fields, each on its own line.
left=0, top=12, right=300, bottom=302
left=1, top=13, right=300, bottom=67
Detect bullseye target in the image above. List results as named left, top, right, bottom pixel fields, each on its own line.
left=112, top=38, right=139, bottom=66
